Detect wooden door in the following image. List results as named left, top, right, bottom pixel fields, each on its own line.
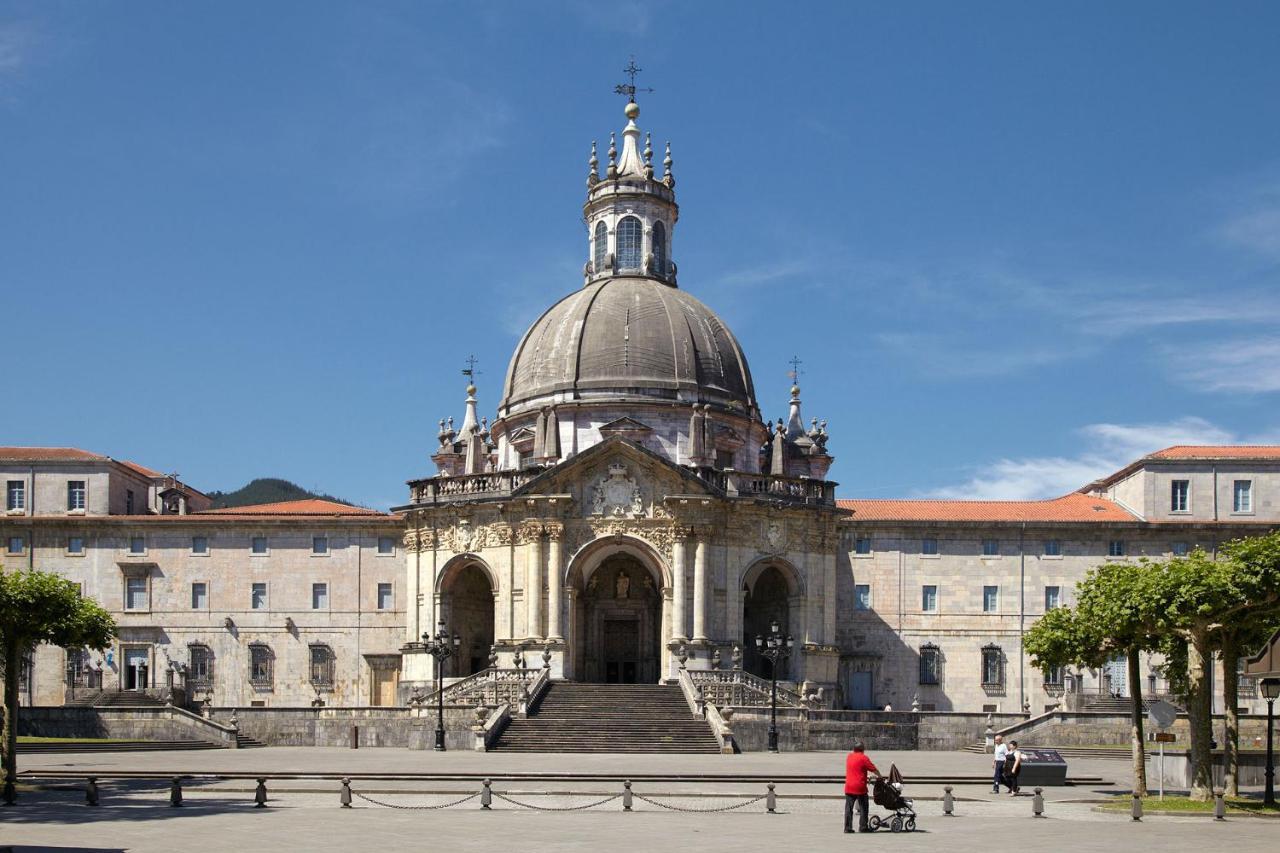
left=371, top=668, right=399, bottom=706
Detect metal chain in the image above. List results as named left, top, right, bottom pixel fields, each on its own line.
left=492, top=792, right=623, bottom=812
left=351, top=790, right=481, bottom=811
left=631, top=792, right=768, bottom=813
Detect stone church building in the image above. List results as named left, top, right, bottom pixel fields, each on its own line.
left=5, top=97, right=1279, bottom=722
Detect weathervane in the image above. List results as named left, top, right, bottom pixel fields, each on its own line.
left=614, top=56, right=655, bottom=101
left=788, top=356, right=804, bottom=385
left=462, top=354, right=480, bottom=382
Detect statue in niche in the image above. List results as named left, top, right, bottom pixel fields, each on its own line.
left=615, top=571, right=631, bottom=599
left=587, top=575, right=599, bottom=595
left=642, top=575, right=653, bottom=596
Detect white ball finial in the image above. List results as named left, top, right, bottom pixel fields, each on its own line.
left=625, top=100, right=639, bottom=120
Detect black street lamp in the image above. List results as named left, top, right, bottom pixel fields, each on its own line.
left=423, top=621, right=461, bottom=752
left=1261, top=677, right=1279, bottom=807
left=755, top=619, right=794, bottom=754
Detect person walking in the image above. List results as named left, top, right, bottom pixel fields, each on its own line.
left=1005, top=740, right=1023, bottom=795
left=843, top=740, right=880, bottom=833
left=991, top=734, right=1007, bottom=794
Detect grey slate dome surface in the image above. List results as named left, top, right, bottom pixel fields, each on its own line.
left=500, top=277, right=758, bottom=419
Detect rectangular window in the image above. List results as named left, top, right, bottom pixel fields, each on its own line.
left=187, top=581, right=207, bottom=609
left=129, top=535, right=145, bottom=555
left=1044, top=539, right=1061, bottom=557
left=188, top=644, right=213, bottom=687
left=67, top=536, right=84, bottom=555
left=854, top=584, right=871, bottom=611
left=982, top=585, right=999, bottom=613
left=7, top=536, right=24, bottom=555
left=921, top=585, right=938, bottom=613
left=125, top=576, right=147, bottom=610
left=1233, top=480, right=1252, bottom=513
left=309, top=645, right=334, bottom=687
left=5, top=480, right=25, bottom=511
left=1171, top=541, right=1189, bottom=556
left=982, top=647, right=1004, bottom=686
left=191, top=536, right=209, bottom=555
left=377, top=536, right=395, bottom=555
left=982, top=539, right=1000, bottom=557
left=853, top=537, right=871, bottom=555
left=1044, top=665, right=1064, bottom=687
left=921, top=538, right=938, bottom=556
left=1171, top=479, right=1189, bottom=512
left=919, top=646, right=940, bottom=685
left=377, top=582, right=394, bottom=610
left=249, top=645, right=273, bottom=687
left=1108, top=540, right=1126, bottom=557
left=312, top=582, right=329, bottom=610
left=312, top=535, right=329, bottom=555
left=251, top=582, right=267, bottom=610
left=67, top=480, right=86, bottom=511
left=251, top=536, right=268, bottom=555
left=125, top=489, right=135, bottom=515
left=1044, top=585, right=1061, bottom=610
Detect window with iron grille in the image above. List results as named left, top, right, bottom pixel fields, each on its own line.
left=309, top=644, right=335, bottom=688
left=1043, top=665, right=1064, bottom=687
left=188, top=644, right=214, bottom=688
left=249, top=645, right=273, bottom=688
left=616, top=216, right=642, bottom=270
left=981, top=645, right=1004, bottom=687
left=593, top=221, right=607, bottom=271
left=919, top=644, right=941, bottom=685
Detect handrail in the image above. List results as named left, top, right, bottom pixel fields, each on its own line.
left=523, top=668, right=552, bottom=716
left=688, top=668, right=804, bottom=709
left=703, top=702, right=737, bottom=754
left=675, top=668, right=701, bottom=715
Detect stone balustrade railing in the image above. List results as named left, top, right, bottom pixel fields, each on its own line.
left=413, top=667, right=541, bottom=708
left=687, top=668, right=805, bottom=709
left=407, top=469, right=542, bottom=504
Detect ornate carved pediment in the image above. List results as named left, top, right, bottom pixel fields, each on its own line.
left=598, top=416, right=655, bottom=438
left=589, top=461, right=646, bottom=519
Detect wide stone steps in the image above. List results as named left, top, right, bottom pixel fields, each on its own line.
left=492, top=682, right=721, bottom=753
left=17, top=739, right=221, bottom=753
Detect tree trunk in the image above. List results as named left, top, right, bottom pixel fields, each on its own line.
left=1127, top=645, right=1147, bottom=796
left=2, top=640, right=18, bottom=805
left=1186, top=627, right=1214, bottom=802
left=1221, top=632, right=1239, bottom=798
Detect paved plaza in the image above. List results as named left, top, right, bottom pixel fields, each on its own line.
left=1, top=748, right=1275, bottom=852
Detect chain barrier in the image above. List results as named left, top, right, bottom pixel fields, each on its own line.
left=492, top=792, right=623, bottom=812
left=351, top=790, right=481, bottom=811
left=631, top=792, right=768, bottom=813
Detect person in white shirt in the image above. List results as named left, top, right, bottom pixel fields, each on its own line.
left=992, top=735, right=1008, bottom=793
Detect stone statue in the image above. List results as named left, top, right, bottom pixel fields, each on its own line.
left=615, top=572, right=630, bottom=599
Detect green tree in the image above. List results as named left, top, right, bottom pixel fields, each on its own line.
left=1025, top=562, right=1161, bottom=796
left=0, top=565, right=116, bottom=804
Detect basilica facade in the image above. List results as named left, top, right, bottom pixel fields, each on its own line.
left=5, top=98, right=1279, bottom=720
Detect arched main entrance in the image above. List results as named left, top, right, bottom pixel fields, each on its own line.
left=742, top=564, right=794, bottom=680
left=440, top=561, right=495, bottom=677
left=577, top=554, right=662, bottom=683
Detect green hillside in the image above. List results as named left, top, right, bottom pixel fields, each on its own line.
left=206, top=478, right=350, bottom=509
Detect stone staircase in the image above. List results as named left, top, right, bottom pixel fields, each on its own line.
left=64, top=690, right=167, bottom=708
left=17, top=739, right=220, bottom=754
left=492, top=682, right=721, bottom=753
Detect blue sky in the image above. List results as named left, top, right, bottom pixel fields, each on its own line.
left=3, top=2, right=1278, bottom=509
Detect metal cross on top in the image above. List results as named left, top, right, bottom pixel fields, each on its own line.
left=788, top=356, right=804, bottom=385
left=461, top=354, right=480, bottom=381
left=614, top=56, right=655, bottom=101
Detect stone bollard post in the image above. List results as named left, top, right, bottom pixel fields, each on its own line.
left=170, top=776, right=183, bottom=808
left=254, top=778, right=268, bottom=808
left=1213, top=788, right=1225, bottom=821
left=1032, top=787, right=1044, bottom=817
left=481, top=779, right=492, bottom=810
left=86, top=777, right=100, bottom=807
left=623, top=780, right=633, bottom=811
left=766, top=782, right=776, bottom=814
left=1131, top=793, right=1142, bottom=821
left=340, top=777, right=352, bottom=808
left=943, top=786, right=953, bottom=816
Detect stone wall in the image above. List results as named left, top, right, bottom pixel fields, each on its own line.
left=17, top=706, right=236, bottom=747
left=727, top=708, right=919, bottom=752
left=917, top=712, right=1027, bottom=751
left=210, top=706, right=479, bottom=751
left=993, top=711, right=1270, bottom=748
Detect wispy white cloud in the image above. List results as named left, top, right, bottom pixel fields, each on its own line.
left=1213, top=176, right=1280, bottom=260
left=921, top=416, right=1246, bottom=500
left=1175, top=337, right=1280, bottom=393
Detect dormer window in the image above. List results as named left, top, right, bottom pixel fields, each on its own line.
left=617, top=216, right=642, bottom=271
left=652, top=220, right=666, bottom=276
left=593, top=221, right=607, bottom=272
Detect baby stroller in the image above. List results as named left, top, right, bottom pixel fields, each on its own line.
left=867, top=764, right=917, bottom=833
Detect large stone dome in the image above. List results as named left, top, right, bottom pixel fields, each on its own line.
left=499, top=276, right=758, bottom=420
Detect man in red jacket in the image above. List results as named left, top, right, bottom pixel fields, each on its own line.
left=844, top=740, right=880, bottom=833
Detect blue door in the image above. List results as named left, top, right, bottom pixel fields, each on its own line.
left=848, top=671, right=874, bottom=709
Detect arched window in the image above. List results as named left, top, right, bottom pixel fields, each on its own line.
left=651, top=220, right=666, bottom=276
left=593, top=221, right=607, bottom=272
left=616, top=216, right=642, bottom=271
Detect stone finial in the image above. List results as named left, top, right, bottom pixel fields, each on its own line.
left=731, top=644, right=743, bottom=669
left=663, top=141, right=674, bottom=187
left=643, top=132, right=654, bottom=179
left=607, top=132, right=618, bottom=179
left=588, top=140, right=599, bottom=187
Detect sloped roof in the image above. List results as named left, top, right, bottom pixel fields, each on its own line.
left=1148, top=445, right=1280, bottom=460
left=836, top=493, right=1136, bottom=523
left=0, top=447, right=107, bottom=461
left=197, top=499, right=389, bottom=517
left=118, top=460, right=166, bottom=479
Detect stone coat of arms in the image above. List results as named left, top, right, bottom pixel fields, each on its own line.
left=591, top=462, right=645, bottom=518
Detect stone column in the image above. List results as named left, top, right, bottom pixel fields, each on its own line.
left=692, top=533, right=709, bottom=643
left=822, top=549, right=837, bottom=645
left=547, top=527, right=563, bottom=641
left=526, top=528, right=543, bottom=641
left=671, top=532, right=688, bottom=642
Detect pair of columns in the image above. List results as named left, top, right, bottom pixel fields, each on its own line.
left=671, top=532, right=710, bottom=644
left=525, top=529, right=563, bottom=642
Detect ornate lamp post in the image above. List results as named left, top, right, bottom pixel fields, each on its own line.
left=423, top=621, right=461, bottom=752
left=755, top=619, right=794, bottom=754
left=1261, top=677, right=1279, bottom=806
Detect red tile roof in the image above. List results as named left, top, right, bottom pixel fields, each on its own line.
left=836, top=493, right=1136, bottom=523
left=118, top=460, right=166, bottom=479
left=197, top=499, right=389, bottom=517
left=0, top=447, right=107, bottom=461
left=1148, top=445, right=1280, bottom=460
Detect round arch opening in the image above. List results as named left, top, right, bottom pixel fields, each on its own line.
left=742, top=564, right=795, bottom=680
left=441, top=562, right=495, bottom=677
